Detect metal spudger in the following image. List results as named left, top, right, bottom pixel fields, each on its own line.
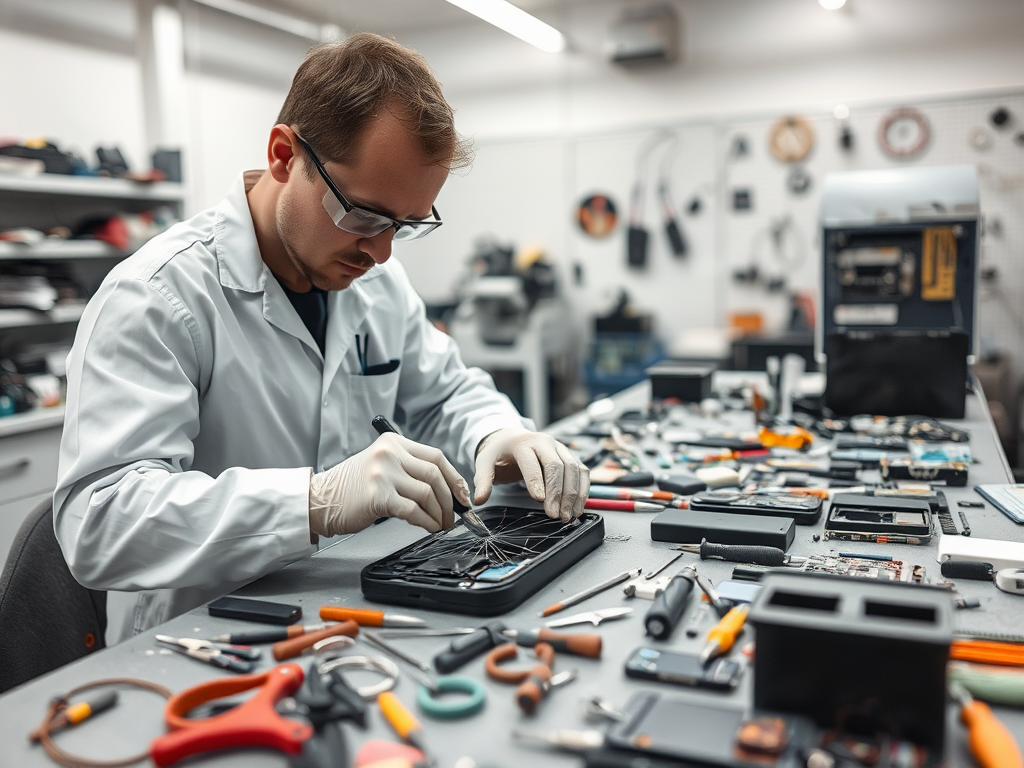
left=371, top=414, right=491, bottom=537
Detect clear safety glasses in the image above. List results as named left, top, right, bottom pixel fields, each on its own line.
left=295, top=134, right=443, bottom=242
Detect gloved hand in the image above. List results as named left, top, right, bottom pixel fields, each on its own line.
left=473, top=429, right=590, bottom=522
left=309, top=432, right=472, bottom=537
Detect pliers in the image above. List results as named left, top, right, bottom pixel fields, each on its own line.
left=155, top=635, right=261, bottom=673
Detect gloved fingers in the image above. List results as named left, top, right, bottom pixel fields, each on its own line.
left=530, top=437, right=566, bottom=521
left=397, top=453, right=454, bottom=530
left=398, top=435, right=471, bottom=509
left=382, top=487, right=443, bottom=533
left=511, top=441, right=546, bottom=506
left=553, top=440, right=586, bottom=521
left=473, top=462, right=495, bottom=506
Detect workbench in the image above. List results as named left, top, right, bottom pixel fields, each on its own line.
left=2, top=377, right=1023, bottom=767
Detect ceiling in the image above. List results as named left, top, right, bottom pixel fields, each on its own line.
left=252, top=0, right=575, bottom=35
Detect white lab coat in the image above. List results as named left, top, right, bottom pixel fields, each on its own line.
left=54, top=174, right=527, bottom=644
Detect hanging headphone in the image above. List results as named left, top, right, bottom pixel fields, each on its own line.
left=628, top=130, right=687, bottom=269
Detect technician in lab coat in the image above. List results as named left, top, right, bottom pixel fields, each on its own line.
left=54, top=34, right=588, bottom=644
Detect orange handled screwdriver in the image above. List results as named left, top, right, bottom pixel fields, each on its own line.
left=378, top=691, right=428, bottom=755
left=502, top=628, right=602, bottom=658
left=951, top=683, right=1023, bottom=768
left=700, top=605, right=748, bottom=665
left=272, top=620, right=359, bottom=660
left=319, top=606, right=425, bottom=628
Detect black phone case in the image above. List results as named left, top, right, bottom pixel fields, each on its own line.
left=208, top=596, right=302, bottom=625
left=361, top=508, right=605, bottom=616
left=689, top=492, right=823, bottom=525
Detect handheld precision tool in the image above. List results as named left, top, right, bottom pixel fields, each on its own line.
left=644, top=565, right=696, bottom=640
left=372, top=414, right=490, bottom=537
left=433, top=621, right=507, bottom=673
left=950, top=682, right=1023, bottom=768
left=544, top=607, right=632, bottom=628
left=155, top=635, right=261, bottom=673
left=502, top=628, right=602, bottom=658
left=676, top=539, right=806, bottom=567
left=700, top=605, right=748, bottom=665
left=539, top=568, right=641, bottom=617
left=694, top=571, right=730, bottom=618
left=272, top=621, right=360, bottom=661
left=319, top=606, right=425, bottom=627
left=213, top=624, right=329, bottom=645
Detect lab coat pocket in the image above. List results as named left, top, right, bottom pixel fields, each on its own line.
left=343, top=369, right=402, bottom=452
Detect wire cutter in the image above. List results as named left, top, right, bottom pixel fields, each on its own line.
left=155, top=635, right=261, bottom=673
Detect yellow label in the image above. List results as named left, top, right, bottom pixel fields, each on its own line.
left=921, top=227, right=957, bottom=301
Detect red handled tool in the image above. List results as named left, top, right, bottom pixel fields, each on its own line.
left=151, top=664, right=311, bottom=766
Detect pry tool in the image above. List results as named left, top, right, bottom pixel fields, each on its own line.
left=545, top=607, right=632, bottom=628
left=372, top=413, right=490, bottom=537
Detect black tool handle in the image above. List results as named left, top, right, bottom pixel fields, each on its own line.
left=940, top=560, right=994, bottom=581
left=645, top=569, right=696, bottom=640
left=434, top=622, right=507, bottom=674
left=373, top=414, right=469, bottom=515
left=699, top=540, right=786, bottom=567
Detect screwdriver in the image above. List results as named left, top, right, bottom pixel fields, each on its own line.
left=644, top=565, right=696, bottom=640
left=502, top=628, right=603, bottom=658
left=378, top=691, right=430, bottom=757
left=272, top=620, right=360, bottom=661
left=700, top=605, right=748, bottom=665
left=950, top=682, right=1023, bottom=768
left=676, top=539, right=807, bottom=567
left=30, top=691, right=118, bottom=742
left=213, top=623, right=329, bottom=645
left=584, top=499, right=666, bottom=512
left=319, top=606, right=425, bottom=627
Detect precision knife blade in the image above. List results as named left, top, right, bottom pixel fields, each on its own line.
left=544, top=607, right=633, bottom=628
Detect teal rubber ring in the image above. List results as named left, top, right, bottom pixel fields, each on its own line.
left=416, top=675, right=486, bottom=719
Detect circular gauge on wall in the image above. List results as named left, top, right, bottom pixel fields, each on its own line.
left=769, top=116, right=815, bottom=163
left=878, top=107, right=930, bottom=159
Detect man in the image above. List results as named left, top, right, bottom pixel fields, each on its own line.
left=54, top=33, right=588, bottom=645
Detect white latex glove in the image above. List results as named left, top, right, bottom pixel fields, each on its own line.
left=473, top=428, right=590, bottom=521
left=309, top=432, right=472, bottom=537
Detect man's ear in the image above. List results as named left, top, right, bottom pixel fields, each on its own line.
left=267, top=124, right=300, bottom=184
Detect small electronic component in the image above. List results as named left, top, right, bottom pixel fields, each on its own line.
left=881, top=459, right=968, bottom=487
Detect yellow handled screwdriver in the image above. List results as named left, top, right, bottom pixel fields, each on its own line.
left=699, top=605, right=748, bottom=665
left=378, top=691, right=429, bottom=758
left=951, top=682, right=1023, bottom=768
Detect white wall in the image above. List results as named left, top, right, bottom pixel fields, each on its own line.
left=2, top=0, right=1022, bottom=376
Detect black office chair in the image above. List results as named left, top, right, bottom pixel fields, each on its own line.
left=0, top=497, right=106, bottom=693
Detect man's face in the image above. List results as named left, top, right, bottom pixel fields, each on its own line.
left=276, top=111, right=449, bottom=292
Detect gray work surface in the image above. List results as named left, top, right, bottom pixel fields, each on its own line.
left=2, top=382, right=1024, bottom=767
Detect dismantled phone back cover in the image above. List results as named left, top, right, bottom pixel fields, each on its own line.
left=361, top=507, right=605, bottom=615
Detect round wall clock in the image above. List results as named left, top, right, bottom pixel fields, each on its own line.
left=878, top=107, right=930, bottom=159
left=769, top=116, right=815, bottom=163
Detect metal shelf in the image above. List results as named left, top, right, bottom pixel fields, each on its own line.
left=0, top=174, right=185, bottom=202
left=0, top=240, right=125, bottom=261
left=0, top=405, right=65, bottom=438
left=0, top=303, right=87, bottom=329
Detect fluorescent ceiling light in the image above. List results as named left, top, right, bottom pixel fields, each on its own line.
left=443, top=0, right=566, bottom=53
left=191, top=0, right=341, bottom=41
left=819, top=0, right=847, bottom=9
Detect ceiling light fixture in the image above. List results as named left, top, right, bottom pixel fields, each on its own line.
left=443, top=0, right=566, bottom=53
left=191, top=0, right=341, bottom=41
left=819, top=0, right=847, bottom=9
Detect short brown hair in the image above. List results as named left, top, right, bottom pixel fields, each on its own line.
left=277, top=33, right=472, bottom=176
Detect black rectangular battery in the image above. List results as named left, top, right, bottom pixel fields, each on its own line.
left=650, top=508, right=795, bottom=550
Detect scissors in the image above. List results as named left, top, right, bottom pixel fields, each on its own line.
left=155, top=635, right=261, bottom=673
left=150, top=661, right=366, bottom=767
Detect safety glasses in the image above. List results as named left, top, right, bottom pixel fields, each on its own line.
left=295, top=134, right=443, bottom=242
